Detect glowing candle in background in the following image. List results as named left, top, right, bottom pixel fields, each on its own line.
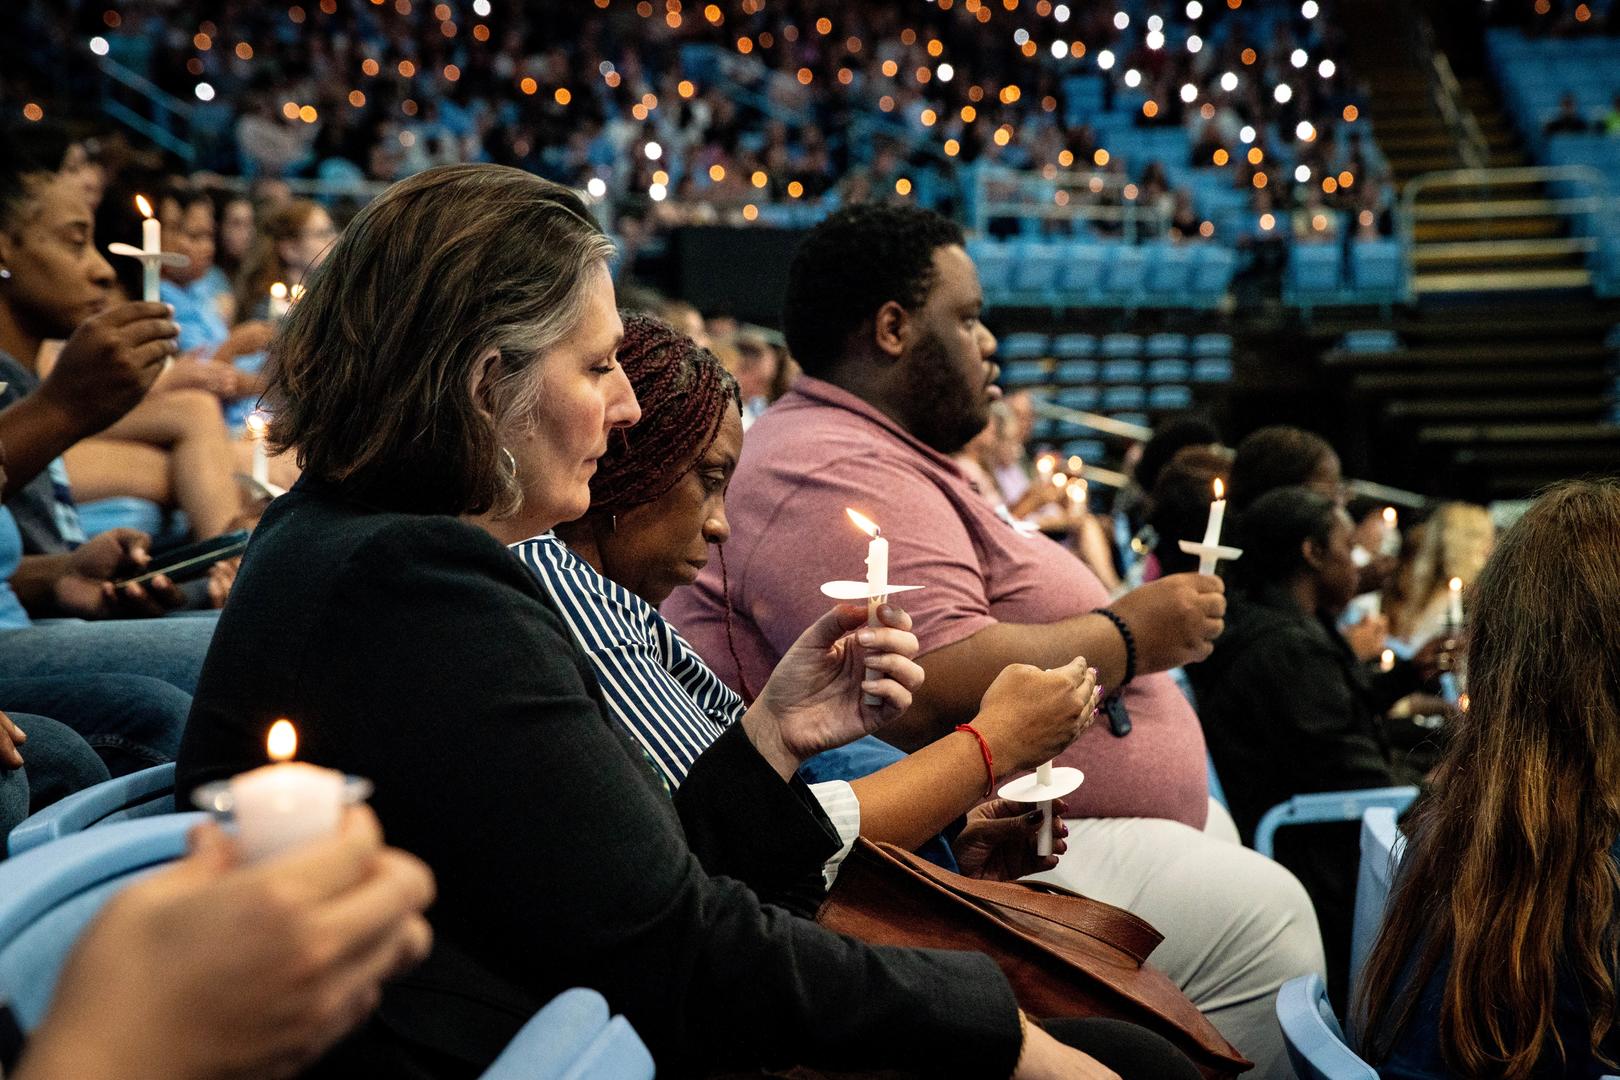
left=268, top=281, right=290, bottom=318
left=846, top=509, right=887, bottom=706
left=136, top=194, right=161, bottom=302
left=246, top=410, right=270, bottom=486
left=1379, top=506, right=1401, bottom=556
left=1447, top=576, right=1464, bottom=631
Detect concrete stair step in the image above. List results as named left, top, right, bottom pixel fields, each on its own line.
left=1412, top=266, right=1594, bottom=294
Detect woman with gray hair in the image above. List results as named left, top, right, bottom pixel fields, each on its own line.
left=176, top=165, right=1190, bottom=1079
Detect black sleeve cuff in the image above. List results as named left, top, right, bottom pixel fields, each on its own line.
left=676, top=723, right=841, bottom=913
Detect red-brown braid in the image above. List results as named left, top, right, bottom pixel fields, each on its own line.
left=589, top=313, right=740, bottom=516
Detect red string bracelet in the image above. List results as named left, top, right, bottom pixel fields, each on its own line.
left=954, top=723, right=996, bottom=798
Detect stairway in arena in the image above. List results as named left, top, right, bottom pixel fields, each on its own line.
left=1342, top=0, right=1594, bottom=297
left=1323, top=299, right=1620, bottom=501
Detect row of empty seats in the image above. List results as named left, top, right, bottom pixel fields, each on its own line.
left=1283, top=240, right=1410, bottom=310
left=968, top=237, right=1239, bottom=311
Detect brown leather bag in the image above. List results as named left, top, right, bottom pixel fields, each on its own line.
left=814, top=839, right=1253, bottom=1079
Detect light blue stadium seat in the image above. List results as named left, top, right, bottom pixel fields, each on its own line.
left=972, top=242, right=1014, bottom=303
left=1145, top=333, right=1190, bottom=358
left=1100, top=333, right=1143, bottom=359
left=998, top=360, right=1050, bottom=388
left=1056, top=242, right=1107, bottom=303
left=1055, top=359, right=1100, bottom=385
left=1103, top=246, right=1148, bottom=303
left=1102, top=385, right=1146, bottom=411
left=1051, top=332, right=1098, bottom=359
left=1192, top=333, right=1234, bottom=359
left=1351, top=241, right=1404, bottom=296
left=1148, top=384, right=1195, bottom=411
left=1101, top=358, right=1145, bottom=384
left=481, top=988, right=655, bottom=1080
left=9, top=762, right=177, bottom=856
left=1350, top=807, right=1407, bottom=1004
left=1147, top=358, right=1192, bottom=383
left=1059, top=438, right=1108, bottom=462
left=1010, top=241, right=1063, bottom=300
left=0, top=815, right=656, bottom=1080
left=1142, top=244, right=1195, bottom=300
left=998, top=332, right=1050, bottom=360
left=1339, top=329, right=1400, bottom=353
left=1287, top=243, right=1343, bottom=298
left=1055, top=387, right=1101, bottom=411
left=1189, top=246, right=1238, bottom=307
left=1276, top=973, right=1379, bottom=1080
left=1207, top=752, right=1228, bottom=810
left=1253, top=786, right=1420, bottom=859
left=1192, top=356, right=1235, bottom=383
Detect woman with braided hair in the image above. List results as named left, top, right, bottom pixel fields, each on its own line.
left=514, top=312, right=1105, bottom=885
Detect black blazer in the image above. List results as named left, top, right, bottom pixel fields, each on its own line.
left=176, top=481, right=1020, bottom=1079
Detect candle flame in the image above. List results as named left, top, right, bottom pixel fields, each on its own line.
left=1067, top=455, right=1084, bottom=475
left=1051, top=473, right=1067, bottom=489
left=270, top=281, right=288, bottom=300
left=1213, top=477, right=1225, bottom=500
left=1382, top=506, right=1397, bottom=526
left=1035, top=453, right=1056, bottom=475
left=1449, top=576, right=1462, bottom=592
left=134, top=194, right=154, bottom=219
left=246, top=411, right=269, bottom=438
left=1457, top=693, right=1470, bottom=713
left=845, top=508, right=880, bottom=538
left=289, top=283, right=305, bottom=301
left=266, top=719, right=298, bottom=763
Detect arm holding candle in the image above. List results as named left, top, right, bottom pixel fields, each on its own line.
left=14, top=807, right=434, bottom=1080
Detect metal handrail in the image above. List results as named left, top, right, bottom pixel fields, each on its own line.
left=1397, top=163, right=1611, bottom=254
left=972, top=165, right=1170, bottom=241
left=1412, top=13, right=1489, bottom=171
left=95, top=53, right=197, bottom=164
left=1030, top=398, right=1153, bottom=442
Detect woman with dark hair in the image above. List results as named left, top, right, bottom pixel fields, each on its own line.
left=1226, top=425, right=1341, bottom=513
left=176, top=164, right=1189, bottom=1079
left=1187, top=485, right=1437, bottom=1006
left=514, top=313, right=1097, bottom=880
left=1358, top=480, right=1620, bottom=1079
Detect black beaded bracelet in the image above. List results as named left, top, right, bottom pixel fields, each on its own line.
left=1094, top=607, right=1137, bottom=690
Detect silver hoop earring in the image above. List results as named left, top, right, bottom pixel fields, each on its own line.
left=609, top=514, right=617, bottom=534
left=0, top=268, right=10, bottom=280
left=500, top=447, right=517, bottom=480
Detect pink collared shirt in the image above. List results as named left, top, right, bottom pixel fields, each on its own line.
left=663, top=377, right=1209, bottom=828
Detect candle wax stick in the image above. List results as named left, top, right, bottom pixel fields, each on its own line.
left=1035, top=760, right=1055, bottom=856
left=141, top=215, right=162, bottom=302
left=862, top=534, right=888, bottom=706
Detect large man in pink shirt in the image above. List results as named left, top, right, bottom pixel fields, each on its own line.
left=665, top=205, right=1323, bottom=1076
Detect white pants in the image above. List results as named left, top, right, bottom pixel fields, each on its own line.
left=1029, top=799, right=1325, bottom=1080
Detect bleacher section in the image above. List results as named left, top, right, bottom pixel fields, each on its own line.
left=1487, top=30, right=1620, bottom=296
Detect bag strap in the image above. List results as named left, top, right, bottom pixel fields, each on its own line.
left=865, top=841, right=1164, bottom=965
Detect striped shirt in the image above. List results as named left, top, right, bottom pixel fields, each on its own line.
left=512, top=533, right=860, bottom=884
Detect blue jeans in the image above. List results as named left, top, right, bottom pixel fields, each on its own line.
left=798, top=735, right=961, bottom=871
left=0, top=712, right=109, bottom=848
left=0, top=675, right=191, bottom=776
left=0, top=611, right=217, bottom=694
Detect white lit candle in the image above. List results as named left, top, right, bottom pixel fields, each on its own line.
left=846, top=509, right=888, bottom=707
left=268, top=281, right=291, bottom=319
left=246, top=410, right=270, bottom=486
left=1379, top=648, right=1395, bottom=673
left=1036, top=453, right=1057, bottom=479
left=1035, top=760, right=1056, bottom=856
left=136, top=194, right=161, bottom=302
left=1447, top=576, right=1464, bottom=631
left=1198, top=478, right=1227, bottom=574
left=228, top=720, right=346, bottom=863
left=1379, top=506, right=1401, bottom=557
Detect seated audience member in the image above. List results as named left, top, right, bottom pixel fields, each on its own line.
left=154, top=185, right=272, bottom=375
left=664, top=203, right=1323, bottom=1078
left=212, top=192, right=255, bottom=303
left=1544, top=91, right=1590, bottom=135
left=1226, top=423, right=1343, bottom=512
left=1358, top=480, right=1620, bottom=1079
left=177, top=164, right=1201, bottom=1079
left=728, top=325, right=782, bottom=428
left=0, top=140, right=243, bottom=542
left=510, top=313, right=1092, bottom=880
left=1385, top=501, right=1494, bottom=649
left=1112, top=416, right=1221, bottom=582
left=1145, top=446, right=1230, bottom=579
left=232, top=199, right=335, bottom=322
left=0, top=709, right=108, bottom=844
left=9, top=807, right=435, bottom=1078
left=1187, top=486, right=1440, bottom=1006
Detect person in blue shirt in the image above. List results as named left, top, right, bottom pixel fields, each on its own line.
left=1358, top=479, right=1620, bottom=1079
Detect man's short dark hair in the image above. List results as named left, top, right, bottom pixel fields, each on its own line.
left=782, top=204, right=964, bottom=377
left=1228, top=425, right=1337, bottom=512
